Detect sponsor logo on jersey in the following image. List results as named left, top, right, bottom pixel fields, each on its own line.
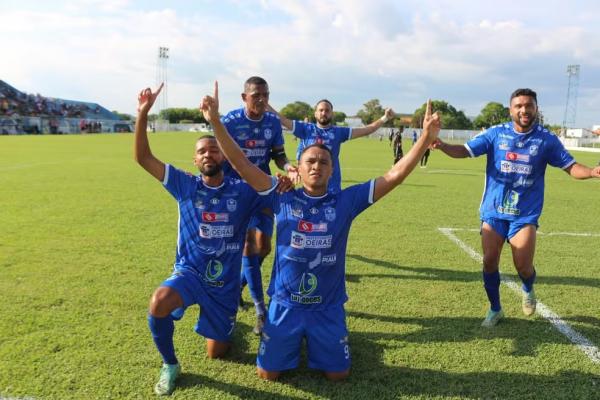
left=497, top=190, right=521, bottom=215
left=253, top=128, right=260, bottom=134
left=298, top=220, right=328, bottom=232
left=210, top=198, right=220, bottom=205
left=226, top=242, right=241, bottom=252
left=290, top=231, right=332, bottom=249
left=529, top=145, right=539, bottom=156
left=283, top=254, right=307, bottom=263
left=499, top=133, right=513, bottom=139
left=194, top=200, right=205, bottom=209
left=513, top=176, right=534, bottom=188
left=290, top=272, right=322, bottom=304
left=204, top=259, right=225, bottom=287
left=226, top=199, right=237, bottom=212
left=291, top=207, right=303, bottom=219
left=245, top=139, right=266, bottom=148
left=264, top=128, right=273, bottom=139
left=309, top=207, right=319, bottom=215
left=243, top=148, right=268, bottom=157
left=505, top=152, right=530, bottom=162
left=202, top=212, right=229, bottom=222
left=199, top=224, right=234, bottom=239
left=324, top=207, right=336, bottom=221
left=322, top=254, right=337, bottom=265
left=515, top=141, right=525, bottom=148
left=500, top=161, right=532, bottom=175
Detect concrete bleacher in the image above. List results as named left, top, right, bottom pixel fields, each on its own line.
left=0, top=80, right=130, bottom=134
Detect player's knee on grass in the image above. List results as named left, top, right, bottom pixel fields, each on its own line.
left=149, top=286, right=183, bottom=318
left=206, top=339, right=230, bottom=359
left=324, top=369, right=350, bottom=381
left=257, top=367, right=281, bottom=381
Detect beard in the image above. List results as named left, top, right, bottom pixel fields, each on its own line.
left=317, top=116, right=332, bottom=126
left=200, top=163, right=222, bottom=177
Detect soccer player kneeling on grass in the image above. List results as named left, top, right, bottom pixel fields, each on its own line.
left=134, top=84, right=291, bottom=395
left=433, top=88, right=600, bottom=328
left=200, top=82, right=441, bottom=381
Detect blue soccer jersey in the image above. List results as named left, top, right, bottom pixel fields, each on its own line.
left=260, top=180, right=375, bottom=310
left=292, top=121, right=353, bottom=193
left=221, top=107, right=284, bottom=178
left=465, top=122, right=575, bottom=224
left=162, top=164, right=270, bottom=306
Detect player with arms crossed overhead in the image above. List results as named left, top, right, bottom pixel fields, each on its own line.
left=433, top=88, right=600, bottom=327
left=134, top=83, right=290, bottom=395
left=221, top=76, right=299, bottom=335
left=201, top=82, right=440, bottom=381
left=270, top=99, right=395, bottom=193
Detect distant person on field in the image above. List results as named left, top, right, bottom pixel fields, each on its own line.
left=134, top=83, right=290, bottom=396
left=420, top=148, right=430, bottom=168
left=201, top=82, right=440, bottom=381
left=390, top=127, right=404, bottom=163
left=270, top=100, right=395, bottom=193
left=433, top=88, right=600, bottom=327
left=412, top=130, right=418, bottom=146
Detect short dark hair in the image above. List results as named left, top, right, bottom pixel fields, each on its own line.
left=315, top=99, right=333, bottom=110
left=299, top=143, right=333, bottom=160
left=510, top=88, right=537, bottom=104
left=197, top=134, right=216, bottom=141
left=244, top=76, right=268, bottom=91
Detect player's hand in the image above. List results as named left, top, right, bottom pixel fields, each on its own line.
left=422, top=99, right=440, bottom=141
left=384, top=108, right=395, bottom=120
left=200, top=81, right=220, bottom=124
left=275, top=172, right=294, bottom=193
left=137, top=83, right=164, bottom=115
left=285, top=164, right=301, bottom=185
left=430, top=138, right=444, bottom=150
left=591, top=165, right=600, bottom=178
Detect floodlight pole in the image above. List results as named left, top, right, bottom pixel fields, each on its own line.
left=156, top=46, right=169, bottom=117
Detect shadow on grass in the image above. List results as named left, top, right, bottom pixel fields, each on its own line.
left=347, top=253, right=600, bottom=290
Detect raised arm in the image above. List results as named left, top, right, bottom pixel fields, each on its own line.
left=134, top=83, right=166, bottom=181
left=372, top=100, right=440, bottom=202
left=432, top=138, right=470, bottom=158
left=200, top=82, right=274, bottom=192
left=267, top=104, right=293, bottom=131
left=564, top=163, right=600, bottom=179
left=351, top=108, right=395, bottom=139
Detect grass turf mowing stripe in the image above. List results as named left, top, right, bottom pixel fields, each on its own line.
left=438, top=227, right=600, bottom=365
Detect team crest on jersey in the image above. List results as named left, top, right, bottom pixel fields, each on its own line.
left=309, top=207, right=319, bottom=215
left=202, top=212, right=229, bottom=223
left=324, top=207, right=336, bottom=221
left=529, top=145, right=539, bottom=156
left=291, top=207, right=303, bottom=219
left=226, top=199, right=237, bottom=212
left=264, top=128, right=273, bottom=140
left=298, top=220, right=328, bottom=232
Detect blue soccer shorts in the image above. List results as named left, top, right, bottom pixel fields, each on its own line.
left=161, top=269, right=237, bottom=342
left=256, top=300, right=351, bottom=373
left=481, top=217, right=538, bottom=242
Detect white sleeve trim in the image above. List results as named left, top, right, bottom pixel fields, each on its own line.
left=560, top=160, right=576, bottom=170
left=162, top=164, right=171, bottom=185
left=368, top=179, right=375, bottom=204
left=291, top=120, right=298, bottom=134
left=464, top=144, right=475, bottom=158
left=257, top=176, right=278, bottom=196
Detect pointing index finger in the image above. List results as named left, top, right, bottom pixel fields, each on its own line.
left=425, top=99, right=432, bottom=120
left=214, top=81, right=219, bottom=105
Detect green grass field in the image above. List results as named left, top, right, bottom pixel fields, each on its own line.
left=1, top=132, right=599, bottom=399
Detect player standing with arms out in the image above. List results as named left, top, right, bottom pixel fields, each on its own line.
left=134, top=84, right=288, bottom=395
left=221, top=77, right=298, bottom=335
left=270, top=99, right=395, bottom=193
left=433, top=88, right=600, bottom=327
left=201, top=82, right=440, bottom=381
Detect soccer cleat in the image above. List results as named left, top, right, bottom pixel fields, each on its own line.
left=154, top=363, right=181, bottom=396
left=481, top=309, right=504, bottom=328
left=522, top=288, right=537, bottom=316
left=252, top=314, right=265, bottom=336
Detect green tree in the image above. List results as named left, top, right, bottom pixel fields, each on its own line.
left=473, top=102, right=510, bottom=129
left=280, top=101, right=312, bottom=121
left=332, top=111, right=347, bottom=125
left=356, top=99, right=385, bottom=125
left=411, top=100, right=472, bottom=129
left=159, top=108, right=207, bottom=124
left=111, top=110, right=134, bottom=121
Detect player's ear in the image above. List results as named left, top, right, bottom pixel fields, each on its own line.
left=241, top=93, right=247, bottom=102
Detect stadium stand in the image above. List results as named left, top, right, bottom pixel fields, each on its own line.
left=0, top=80, right=131, bottom=134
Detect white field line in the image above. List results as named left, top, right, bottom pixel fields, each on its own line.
left=438, top=227, right=600, bottom=364
left=440, top=227, right=600, bottom=238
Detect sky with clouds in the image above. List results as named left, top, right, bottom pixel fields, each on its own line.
left=2, top=0, right=599, bottom=127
